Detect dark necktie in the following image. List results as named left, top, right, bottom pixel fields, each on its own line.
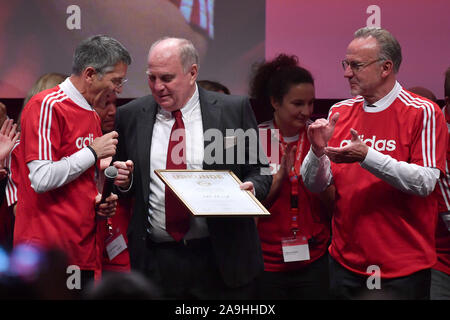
left=165, top=110, right=190, bottom=241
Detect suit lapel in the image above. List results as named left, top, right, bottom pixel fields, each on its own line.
left=199, top=88, right=222, bottom=170
left=137, top=99, right=157, bottom=202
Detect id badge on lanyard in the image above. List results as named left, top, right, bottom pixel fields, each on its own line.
left=104, top=218, right=127, bottom=261
left=275, top=126, right=311, bottom=262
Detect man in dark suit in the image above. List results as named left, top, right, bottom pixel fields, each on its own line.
left=114, top=37, right=271, bottom=299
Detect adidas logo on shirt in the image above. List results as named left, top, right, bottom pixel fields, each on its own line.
left=75, top=133, right=94, bottom=149
left=340, top=135, right=396, bottom=152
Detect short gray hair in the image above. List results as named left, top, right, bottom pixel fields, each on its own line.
left=149, top=37, right=199, bottom=73
left=354, top=27, right=402, bottom=74
left=72, top=35, right=132, bottom=76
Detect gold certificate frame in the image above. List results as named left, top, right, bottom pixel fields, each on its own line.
left=155, top=169, right=270, bottom=217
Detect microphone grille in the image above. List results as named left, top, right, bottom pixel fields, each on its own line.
left=104, top=166, right=118, bottom=179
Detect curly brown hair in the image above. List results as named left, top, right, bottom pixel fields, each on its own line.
left=249, top=54, right=314, bottom=115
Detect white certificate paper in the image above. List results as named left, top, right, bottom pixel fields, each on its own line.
left=155, top=170, right=270, bottom=216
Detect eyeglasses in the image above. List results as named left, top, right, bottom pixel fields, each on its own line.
left=341, top=59, right=382, bottom=72
left=111, top=78, right=128, bottom=88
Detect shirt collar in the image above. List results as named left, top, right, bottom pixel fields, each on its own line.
left=158, top=84, right=200, bottom=120
left=268, top=119, right=299, bottom=143
left=363, top=81, right=402, bottom=113
left=59, top=77, right=93, bottom=111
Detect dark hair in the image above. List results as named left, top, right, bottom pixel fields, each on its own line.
left=445, top=67, right=450, bottom=98
left=197, top=80, right=230, bottom=94
left=72, top=35, right=131, bottom=76
left=408, top=86, right=437, bottom=102
left=249, top=54, right=314, bottom=114
left=84, top=271, right=163, bottom=300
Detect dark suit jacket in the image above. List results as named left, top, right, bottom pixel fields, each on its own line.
left=114, top=87, right=272, bottom=287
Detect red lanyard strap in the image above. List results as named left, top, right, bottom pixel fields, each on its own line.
left=272, top=120, right=306, bottom=234
left=106, top=218, right=113, bottom=236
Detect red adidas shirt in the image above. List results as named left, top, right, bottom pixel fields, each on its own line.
left=14, top=80, right=102, bottom=270
left=433, top=107, right=450, bottom=275
left=328, top=84, right=447, bottom=278
left=258, top=120, right=330, bottom=272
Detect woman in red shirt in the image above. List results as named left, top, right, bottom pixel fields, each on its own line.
left=251, top=54, right=333, bottom=299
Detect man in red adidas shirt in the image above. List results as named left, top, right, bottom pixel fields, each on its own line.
left=14, top=35, right=134, bottom=291
left=301, top=27, right=447, bottom=299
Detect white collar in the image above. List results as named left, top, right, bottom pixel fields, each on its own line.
left=267, top=119, right=299, bottom=143
left=59, top=77, right=93, bottom=111
left=363, top=81, right=402, bottom=113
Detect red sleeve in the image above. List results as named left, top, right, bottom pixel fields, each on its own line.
left=409, top=101, right=448, bottom=174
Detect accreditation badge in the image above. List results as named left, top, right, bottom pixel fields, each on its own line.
left=105, top=227, right=127, bottom=261
left=281, top=235, right=310, bottom=262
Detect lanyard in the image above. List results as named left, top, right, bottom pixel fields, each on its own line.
left=273, top=120, right=306, bottom=235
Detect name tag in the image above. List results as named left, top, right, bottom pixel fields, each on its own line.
left=106, top=233, right=127, bottom=261
left=281, top=236, right=310, bottom=262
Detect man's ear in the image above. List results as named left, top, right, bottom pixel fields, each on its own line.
left=83, top=67, right=97, bottom=84
left=381, top=60, right=394, bottom=78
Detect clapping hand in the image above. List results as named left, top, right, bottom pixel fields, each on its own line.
left=307, top=113, right=339, bottom=157
left=324, top=128, right=368, bottom=163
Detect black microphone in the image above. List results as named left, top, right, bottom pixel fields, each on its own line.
left=100, top=166, right=118, bottom=204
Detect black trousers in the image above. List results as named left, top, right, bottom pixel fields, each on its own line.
left=329, top=255, right=431, bottom=300
left=143, top=237, right=257, bottom=300
left=256, top=252, right=330, bottom=300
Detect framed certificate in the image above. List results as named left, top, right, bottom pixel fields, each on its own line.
left=155, top=170, right=270, bottom=216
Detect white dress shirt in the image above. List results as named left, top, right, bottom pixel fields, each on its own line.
left=147, top=84, right=209, bottom=242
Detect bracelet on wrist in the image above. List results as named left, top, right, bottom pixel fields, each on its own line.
left=86, top=145, right=98, bottom=163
